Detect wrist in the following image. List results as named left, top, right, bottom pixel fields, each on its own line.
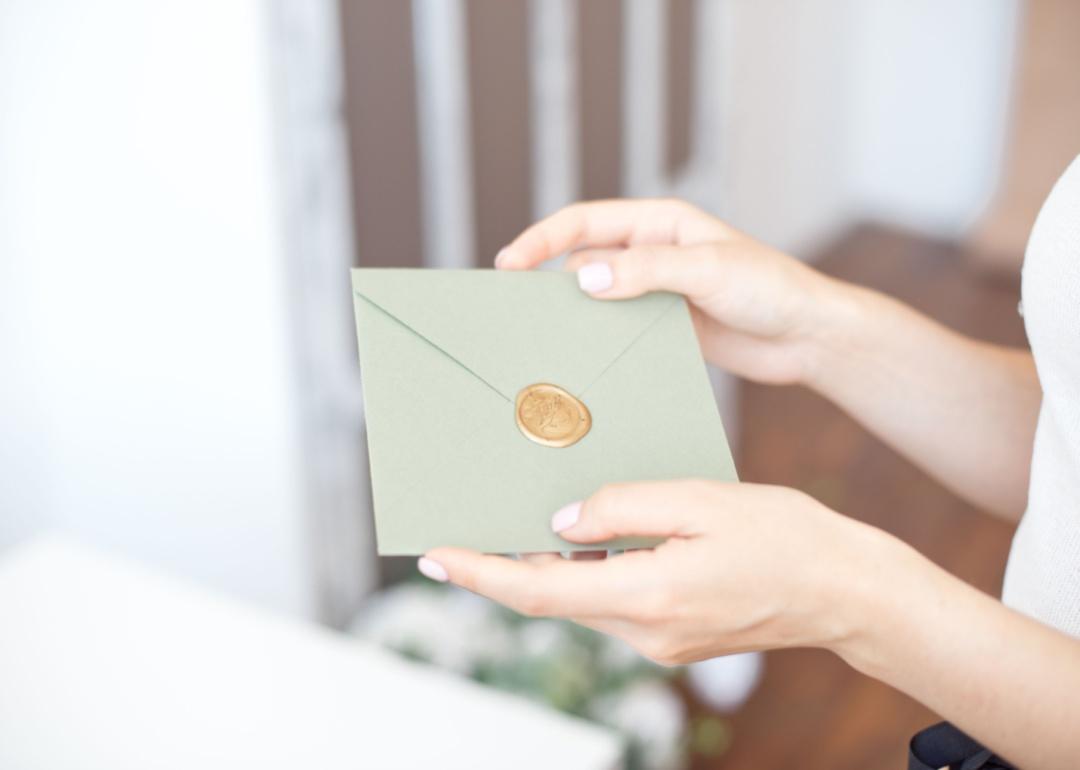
left=776, top=503, right=918, bottom=655
left=797, top=279, right=881, bottom=392
left=824, top=524, right=950, bottom=675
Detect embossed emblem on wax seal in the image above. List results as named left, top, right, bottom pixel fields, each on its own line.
left=515, top=383, right=591, bottom=448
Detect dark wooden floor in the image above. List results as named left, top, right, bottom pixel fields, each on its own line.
left=693, top=225, right=1029, bottom=770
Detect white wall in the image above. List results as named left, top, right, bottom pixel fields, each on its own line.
left=717, top=1, right=855, bottom=257
left=716, top=0, right=1020, bottom=255
left=845, top=0, right=1021, bottom=237
left=0, top=0, right=314, bottom=614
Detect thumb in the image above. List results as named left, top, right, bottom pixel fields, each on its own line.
left=552, top=480, right=712, bottom=544
left=572, top=243, right=724, bottom=302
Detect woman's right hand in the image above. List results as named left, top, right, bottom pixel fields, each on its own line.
left=495, top=198, right=853, bottom=386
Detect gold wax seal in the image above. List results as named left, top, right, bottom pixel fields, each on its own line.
left=515, top=383, right=591, bottom=448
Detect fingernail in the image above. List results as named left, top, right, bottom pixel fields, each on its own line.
left=417, top=557, right=448, bottom=582
left=577, top=263, right=613, bottom=293
left=494, top=248, right=509, bottom=268
left=551, top=501, right=582, bottom=533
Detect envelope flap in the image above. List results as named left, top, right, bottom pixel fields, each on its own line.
left=351, top=269, right=679, bottom=398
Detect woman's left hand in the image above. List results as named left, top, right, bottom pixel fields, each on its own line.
left=421, top=480, right=898, bottom=665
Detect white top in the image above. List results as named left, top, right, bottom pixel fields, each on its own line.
left=1001, top=154, right=1080, bottom=637
left=0, top=539, right=622, bottom=770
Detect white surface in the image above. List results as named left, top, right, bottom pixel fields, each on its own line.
left=0, top=0, right=312, bottom=613
left=0, top=538, right=623, bottom=770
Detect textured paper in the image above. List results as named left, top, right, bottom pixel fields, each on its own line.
left=351, top=268, right=737, bottom=555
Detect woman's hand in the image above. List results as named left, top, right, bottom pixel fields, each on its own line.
left=496, top=198, right=1041, bottom=519
left=421, top=484, right=1080, bottom=770
left=495, top=198, right=851, bottom=385
left=421, top=480, right=896, bottom=665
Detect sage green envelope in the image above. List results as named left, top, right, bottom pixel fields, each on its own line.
left=351, top=268, right=737, bottom=555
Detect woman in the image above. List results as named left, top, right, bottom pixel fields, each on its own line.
left=417, top=156, right=1080, bottom=768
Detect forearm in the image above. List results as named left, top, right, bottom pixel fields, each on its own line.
left=806, top=282, right=1041, bottom=519
left=833, top=534, right=1080, bottom=769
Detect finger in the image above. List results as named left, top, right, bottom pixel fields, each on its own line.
left=496, top=199, right=718, bottom=270
left=551, top=480, right=715, bottom=544
left=421, top=547, right=641, bottom=619
left=574, top=242, right=728, bottom=302
left=519, top=552, right=562, bottom=566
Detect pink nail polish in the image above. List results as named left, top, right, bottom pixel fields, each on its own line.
left=551, top=501, right=582, bottom=533
left=577, top=263, right=614, bottom=293
left=417, top=557, right=449, bottom=582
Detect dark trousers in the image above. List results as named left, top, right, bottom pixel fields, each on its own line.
left=909, top=722, right=1017, bottom=770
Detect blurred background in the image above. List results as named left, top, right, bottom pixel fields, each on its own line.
left=2, top=0, right=1079, bottom=768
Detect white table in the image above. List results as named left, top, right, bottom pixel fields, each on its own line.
left=0, top=538, right=622, bottom=770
